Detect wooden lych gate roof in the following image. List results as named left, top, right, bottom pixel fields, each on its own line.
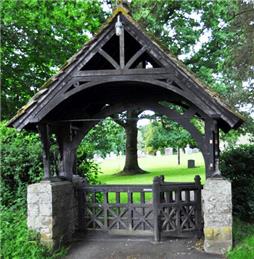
left=8, top=6, right=243, bottom=132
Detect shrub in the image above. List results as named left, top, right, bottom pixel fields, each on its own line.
left=0, top=122, right=44, bottom=207
left=0, top=121, right=101, bottom=207
left=0, top=207, right=67, bottom=259
left=220, top=144, right=254, bottom=222
left=77, top=142, right=101, bottom=185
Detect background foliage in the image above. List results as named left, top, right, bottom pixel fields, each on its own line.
left=220, top=145, right=254, bottom=222
left=82, top=118, right=125, bottom=158
left=143, top=119, right=196, bottom=154
left=0, top=122, right=43, bottom=207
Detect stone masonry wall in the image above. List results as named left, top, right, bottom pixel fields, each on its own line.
left=27, top=178, right=85, bottom=249
left=202, top=178, right=232, bottom=255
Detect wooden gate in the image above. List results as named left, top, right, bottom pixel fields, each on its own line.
left=79, top=175, right=203, bottom=241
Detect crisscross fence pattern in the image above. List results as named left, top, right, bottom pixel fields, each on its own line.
left=79, top=175, right=203, bottom=241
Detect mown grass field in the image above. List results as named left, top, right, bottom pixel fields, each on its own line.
left=96, top=152, right=204, bottom=204
left=98, top=152, right=205, bottom=184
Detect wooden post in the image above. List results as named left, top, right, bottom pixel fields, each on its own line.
left=194, top=175, right=202, bottom=238
left=38, top=124, right=51, bottom=179
left=175, top=187, right=181, bottom=235
left=153, top=176, right=161, bottom=242
left=159, top=175, right=165, bottom=202
left=128, top=191, right=133, bottom=231
left=78, top=188, right=86, bottom=231
left=119, top=14, right=125, bottom=69
left=213, top=120, right=222, bottom=177
left=204, top=119, right=215, bottom=178
left=55, top=123, right=77, bottom=180
left=104, top=191, right=108, bottom=230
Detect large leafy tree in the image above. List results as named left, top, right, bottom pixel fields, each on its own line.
left=1, top=0, right=105, bottom=119
left=130, top=0, right=254, bottom=134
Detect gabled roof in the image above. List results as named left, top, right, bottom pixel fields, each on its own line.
left=8, top=5, right=244, bottom=132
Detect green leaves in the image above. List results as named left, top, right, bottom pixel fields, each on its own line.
left=80, top=118, right=125, bottom=158
left=0, top=208, right=67, bottom=258
left=220, top=145, right=254, bottom=221
left=143, top=118, right=196, bottom=154
left=1, top=0, right=105, bottom=119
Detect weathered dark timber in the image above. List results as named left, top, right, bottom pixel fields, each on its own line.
left=37, top=124, right=51, bottom=179
left=80, top=175, right=203, bottom=240
left=8, top=6, right=243, bottom=180
left=153, top=176, right=161, bottom=242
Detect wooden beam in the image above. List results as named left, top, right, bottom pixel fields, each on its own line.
left=125, top=46, right=146, bottom=69
left=119, top=26, right=125, bottom=69
left=59, top=100, right=206, bottom=156
left=73, top=73, right=174, bottom=82
left=32, top=77, right=214, bottom=125
left=98, top=48, right=120, bottom=69
left=74, top=67, right=172, bottom=77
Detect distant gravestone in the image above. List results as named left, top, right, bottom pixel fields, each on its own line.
left=188, top=159, right=195, bottom=168
left=185, top=144, right=193, bottom=154
left=156, top=150, right=161, bottom=156
left=165, top=147, right=173, bottom=155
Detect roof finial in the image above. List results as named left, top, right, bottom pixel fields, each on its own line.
left=117, top=0, right=129, bottom=9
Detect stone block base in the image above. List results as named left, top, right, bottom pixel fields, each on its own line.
left=204, top=226, right=232, bottom=254
left=202, top=178, right=232, bottom=255
left=27, top=177, right=85, bottom=249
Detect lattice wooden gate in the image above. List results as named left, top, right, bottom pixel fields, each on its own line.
left=79, top=175, right=203, bottom=241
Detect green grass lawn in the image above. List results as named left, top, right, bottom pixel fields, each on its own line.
left=97, top=153, right=205, bottom=203
left=97, top=152, right=206, bottom=185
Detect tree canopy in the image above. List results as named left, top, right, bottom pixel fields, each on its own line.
left=1, top=0, right=106, bottom=119
left=144, top=118, right=196, bottom=154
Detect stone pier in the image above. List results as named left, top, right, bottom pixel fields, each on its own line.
left=202, top=178, right=232, bottom=255
left=27, top=177, right=85, bottom=249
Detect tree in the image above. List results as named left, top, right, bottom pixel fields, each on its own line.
left=111, top=110, right=146, bottom=175
left=144, top=117, right=196, bottom=164
left=81, top=117, right=125, bottom=159
left=1, top=0, right=105, bottom=119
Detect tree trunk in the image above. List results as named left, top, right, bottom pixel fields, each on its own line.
left=119, top=110, right=146, bottom=175
left=177, top=147, right=180, bottom=165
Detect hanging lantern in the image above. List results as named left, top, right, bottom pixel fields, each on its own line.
left=115, top=15, right=123, bottom=36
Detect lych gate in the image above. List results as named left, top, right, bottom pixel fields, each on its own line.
left=8, top=5, right=243, bottom=255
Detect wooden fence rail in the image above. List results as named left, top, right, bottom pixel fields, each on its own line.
left=78, top=175, right=203, bottom=241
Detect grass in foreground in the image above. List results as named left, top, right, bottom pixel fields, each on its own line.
left=0, top=207, right=67, bottom=259
left=98, top=153, right=206, bottom=185
left=227, top=218, right=254, bottom=259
